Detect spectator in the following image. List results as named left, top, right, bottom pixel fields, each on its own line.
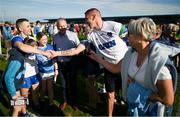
left=52, top=18, right=80, bottom=110
left=33, top=20, right=41, bottom=36
left=48, top=23, right=54, bottom=37
left=2, top=21, right=13, bottom=59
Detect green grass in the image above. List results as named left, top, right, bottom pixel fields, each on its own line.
left=0, top=56, right=7, bottom=71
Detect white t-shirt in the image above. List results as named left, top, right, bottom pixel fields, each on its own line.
left=128, top=52, right=172, bottom=86
left=24, top=54, right=38, bottom=78
left=87, top=21, right=128, bottom=64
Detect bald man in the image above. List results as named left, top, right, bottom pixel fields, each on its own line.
left=53, top=18, right=80, bottom=110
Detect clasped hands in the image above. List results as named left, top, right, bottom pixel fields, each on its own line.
left=42, top=50, right=58, bottom=58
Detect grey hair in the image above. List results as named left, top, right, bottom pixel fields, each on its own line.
left=128, top=17, right=156, bottom=40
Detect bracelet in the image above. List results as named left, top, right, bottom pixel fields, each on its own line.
left=55, top=69, right=58, bottom=70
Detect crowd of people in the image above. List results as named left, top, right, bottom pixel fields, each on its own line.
left=0, top=8, right=180, bottom=117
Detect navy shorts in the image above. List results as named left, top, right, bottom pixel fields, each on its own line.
left=104, top=70, right=121, bottom=92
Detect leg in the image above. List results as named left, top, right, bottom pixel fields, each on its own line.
left=85, top=76, right=100, bottom=108
left=47, top=78, right=54, bottom=105
left=40, top=80, right=47, bottom=100
left=104, top=70, right=120, bottom=117
left=107, top=91, right=115, bottom=117
left=20, top=88, right=29, bottom=114
left=31, top=83, right=40, bottom=106
left=58, top=70, right=67, bottom=110
left=11, top=91, right=22, bottom=117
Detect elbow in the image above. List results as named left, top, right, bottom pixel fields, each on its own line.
left=163, top=95, right=174, bottom=106
left=112, top=65, right=121, bottom=73
left=107, top=68, right=120, bottom=74
left=111, top=69, right=120, bottom=74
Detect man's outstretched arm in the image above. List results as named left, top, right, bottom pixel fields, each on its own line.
left=51, top=43, right=86, bottom=57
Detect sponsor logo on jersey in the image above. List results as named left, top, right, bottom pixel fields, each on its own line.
left=98, top=40, right=116, bottom=50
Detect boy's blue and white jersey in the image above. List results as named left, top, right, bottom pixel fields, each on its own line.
left=87, top=21, right=128, bottom=64
left=24, top=54, right=38, bottom=78
left=36, top=44, right=55, bottom=78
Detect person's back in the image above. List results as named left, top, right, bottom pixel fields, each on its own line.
left=4, top=48, right=25, bottom=95
left=3, top=48, right=27, bottom=116
left=2, top=22, right=13, bottom=41
left=33, top=21, right=41, bottom=36
left=2, top=22, right=13, bottom=59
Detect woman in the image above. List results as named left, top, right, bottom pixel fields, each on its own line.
left=89, top=17, right=180, bottom=116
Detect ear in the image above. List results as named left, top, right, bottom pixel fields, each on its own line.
left=19, top=26, right=23, bottom=32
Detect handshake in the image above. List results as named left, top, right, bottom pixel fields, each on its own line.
left=41, top=48, right=78, bottom=58
left=41, top=50, right=58, bottom=58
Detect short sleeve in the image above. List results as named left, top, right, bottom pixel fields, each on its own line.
left=11, top=36, right=23, bottom=47
left=158, top=66, right=172, bottom=80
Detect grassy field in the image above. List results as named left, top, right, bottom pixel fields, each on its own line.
left=0, top=55, right=180, bottom=116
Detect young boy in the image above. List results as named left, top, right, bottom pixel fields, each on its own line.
left=20, top=38, right=40, bottom=111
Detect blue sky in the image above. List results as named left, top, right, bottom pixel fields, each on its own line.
left=0, top=0, right=180, bottom=22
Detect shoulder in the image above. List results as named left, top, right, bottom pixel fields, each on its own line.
left=11, top=35, right=24, bottom=46
left=104, top=21, right=121, bottom=26
left=53, top=33, right=59, bottom=38
left=46, top=44, right=54, bottom=50
left=67, top=30, right=77, bottom=36
left=102, top=21, right=122, bottom=33
left=52, top=33, right=59, bottom=42
left=12, top=35, right=23, bottom=41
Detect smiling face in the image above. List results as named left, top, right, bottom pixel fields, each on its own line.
left=38, top=35, right=47, bottom=46
left=19, top=21, right=32, bottom=36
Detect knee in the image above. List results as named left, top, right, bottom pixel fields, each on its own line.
left=107, top=92, right=115, bottom=99
left=21, top=92, right=29, bottom=97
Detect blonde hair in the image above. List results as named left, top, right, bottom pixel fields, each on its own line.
left=128, top=17, right=156, bottom=40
